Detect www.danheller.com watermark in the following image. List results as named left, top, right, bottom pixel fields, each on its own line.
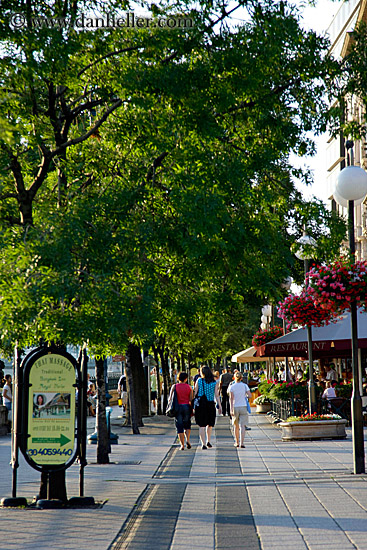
left=9, top=12, right=194, bottom=30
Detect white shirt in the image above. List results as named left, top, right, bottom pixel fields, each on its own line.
left=322, top=387, right=336, bottom=399
left=228, top=382, right=250, bottom=407
left=2, top=383, right=11, bottom=405
left=326, top=369, right=338, bottom=381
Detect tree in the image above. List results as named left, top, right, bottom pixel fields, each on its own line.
left=0, top=1, right=346, bottom=433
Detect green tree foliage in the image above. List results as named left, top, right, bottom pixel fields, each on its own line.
left=329, top=20, right=367, bottom=140
left=0, top=0, right=345, bottom=360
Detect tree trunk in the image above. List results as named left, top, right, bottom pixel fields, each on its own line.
left=126, top=343, right=140, bottom=434
left=152, top=345, right=162, bottom=415
left=158, top=346, right=170, bottom=414
left=95, top=357, right=110, bottom=464
left=133, top=347, right=148, bottom=420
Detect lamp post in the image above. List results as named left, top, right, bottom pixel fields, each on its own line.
left=281, top=277, right=293, bottom=382
left=295, top=234, right=317, bottom=415
left=335, top=141, right=367, bottom=475
left=261, top=305, right=272, bottom=378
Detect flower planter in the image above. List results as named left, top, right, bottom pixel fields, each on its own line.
left=256, top=403, right=271, bottom=414
left=279, top=419, right=347, bottom=441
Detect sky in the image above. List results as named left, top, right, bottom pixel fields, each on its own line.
left=296, top=0, right=341, bottom=203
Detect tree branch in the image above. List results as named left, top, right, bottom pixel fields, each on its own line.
left=78, top=46, right=141, bottom=77
left=51, top=99, right=123, bottom=156
left=146, top=152, right=169, bottom=184
left=29, top=150, right=53, bottom=200
left=1, top=143, right=26, bottom=195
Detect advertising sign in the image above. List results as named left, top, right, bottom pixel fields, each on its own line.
left=25, top=353, right=77, bottom=467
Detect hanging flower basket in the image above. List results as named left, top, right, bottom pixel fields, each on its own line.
left=308, top=258, right=367, bottom=314
left=252, top=326, right=283, bottom=348
left=277, top=288, right=337, bottom=328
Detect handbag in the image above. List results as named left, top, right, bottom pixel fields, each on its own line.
left=246, top=397, right=251, bottom=414
left=166, top=385, right=179, bottom=418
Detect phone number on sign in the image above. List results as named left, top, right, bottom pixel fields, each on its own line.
left=28, top=448, right=73, bottom=457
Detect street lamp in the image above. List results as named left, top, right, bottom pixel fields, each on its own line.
left=335, top=141, right=367, bottom=475
left=261, top=305, right=272, bottom=377
left=295, top=234, right=317, bottom=414
left=281, top=276, right=293, bottom=382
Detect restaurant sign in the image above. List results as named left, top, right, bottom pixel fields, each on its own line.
left=20, top=348, right=79, bottom=471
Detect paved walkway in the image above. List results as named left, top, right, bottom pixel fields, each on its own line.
left=1, top=410, right=367, bottom=549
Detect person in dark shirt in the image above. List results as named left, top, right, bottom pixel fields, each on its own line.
left=219, top=367, right=233, bottom=416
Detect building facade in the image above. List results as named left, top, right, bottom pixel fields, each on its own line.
left=326, top=0, right=367, bottom=259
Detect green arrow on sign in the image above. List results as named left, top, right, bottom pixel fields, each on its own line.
left=32, top=434, right=71, bottom=447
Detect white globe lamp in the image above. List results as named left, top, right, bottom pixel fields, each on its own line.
left=281, top=276, right=293, bottom=290
left=295, top=235, right=317, bottom=260
left=261, top=305, right=272, bottom=317
left=333, top=186, right=364, bottom=207
left=336, top=166, right=367, bottom=201
left=260, top=323, right=267, bottom=330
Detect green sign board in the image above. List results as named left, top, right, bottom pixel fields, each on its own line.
left=26, top=353, right=76, bottom=466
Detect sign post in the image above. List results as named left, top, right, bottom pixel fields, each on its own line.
left=1, top=345, right=94, bottom=508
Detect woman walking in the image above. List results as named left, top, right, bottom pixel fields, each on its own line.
left=168, top=371, right=193, bottom=450
left=194, top=366, right=222, bottom=449
left=228, top=371, right=251, bottom=448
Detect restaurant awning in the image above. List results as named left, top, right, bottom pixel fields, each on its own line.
left=231, top=346, right=284, bottom=363
left=262, top=310, right=367, bottom=359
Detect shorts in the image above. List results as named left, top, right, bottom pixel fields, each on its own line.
left=175, top=404, right=191, bottom=434
left=232, top=406, right=249, bottom=428
left=151, top=391, right=157, bottom=400
left=120, top=391, right=128, bottom=406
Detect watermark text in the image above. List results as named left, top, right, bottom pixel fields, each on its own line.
left=9, top=12, right=194, bottom=31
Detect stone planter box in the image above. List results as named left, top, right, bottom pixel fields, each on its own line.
left=256, top=403, right=271, bottom=414
left=279, top=419, right=347, bottom=441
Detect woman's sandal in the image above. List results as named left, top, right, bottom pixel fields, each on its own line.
left=186, top=443, right=192, bottom=449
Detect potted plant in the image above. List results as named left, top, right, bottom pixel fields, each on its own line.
left=279, top=413, right=347, bottom=440
left=253, top=394, right=272, bottom=413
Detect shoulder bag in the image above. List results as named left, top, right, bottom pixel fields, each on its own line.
left=166, top=385, right=179, bottom=418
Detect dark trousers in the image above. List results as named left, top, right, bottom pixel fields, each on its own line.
left=221, top=387, right=230, bottom=416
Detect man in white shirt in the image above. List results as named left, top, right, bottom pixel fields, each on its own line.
left=324, top=365, right=338, bottom=382
left=228, top=372, right=251, bottom=448
left=2, top=374, right=12, bottom=411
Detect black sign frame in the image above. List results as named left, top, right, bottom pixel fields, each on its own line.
left=19, top=346, right=81, bottom=473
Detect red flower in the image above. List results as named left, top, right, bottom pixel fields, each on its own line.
left=278, top=288, right=337, bottom=328
left=252, top=326, right=284, bottom=348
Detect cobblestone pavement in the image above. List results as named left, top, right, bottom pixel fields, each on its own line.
left=1, top=409, right=367, bottom=550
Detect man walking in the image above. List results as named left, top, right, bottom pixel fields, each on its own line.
left=219, top=367, right=233, bottom=416
left=228, top=371, right=252, bottom=448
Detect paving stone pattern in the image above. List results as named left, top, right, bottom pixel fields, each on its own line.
left=2, top=409, right=367, bottom=549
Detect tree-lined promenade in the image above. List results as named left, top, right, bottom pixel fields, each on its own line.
left=0, top=0, right=354, bottom=460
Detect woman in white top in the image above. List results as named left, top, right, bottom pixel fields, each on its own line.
left=228, top=372, right=251, bottom=448
left=2, top=374, right=12, bottom=411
